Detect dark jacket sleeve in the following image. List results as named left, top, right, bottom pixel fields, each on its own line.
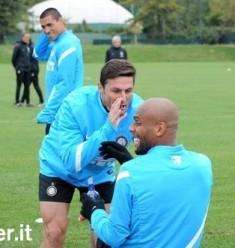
left=12, top=44, right=20, bottom=68
left=105, top=49, right=110, bottom=63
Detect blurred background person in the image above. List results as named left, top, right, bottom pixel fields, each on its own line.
left=105, top=35, right=127, bottom=62
left=12, top=33, right=32, bottom=107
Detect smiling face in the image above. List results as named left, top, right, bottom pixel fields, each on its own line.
left=99, top=76, right=134, bottom=112
left=40, top=15, right=65, bottom=39
left=130, top=111, right=158, bottom=155
left=130, top=98, right=179, bottom=155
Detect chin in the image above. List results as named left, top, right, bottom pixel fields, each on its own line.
left=135, top=146, right=150, bottom=155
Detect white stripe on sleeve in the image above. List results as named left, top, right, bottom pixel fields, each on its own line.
left=185, top=207, right=209, bottom=248
left=47, top=86, right=56, bottom=103
left=117, top=171, right=130, bottom=181
left=75, top=143, right=84, bottom=172
left=58, top=47, right=76, bottom=66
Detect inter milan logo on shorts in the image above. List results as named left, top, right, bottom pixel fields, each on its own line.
left=116, top=136, right=128, bottom=147
left=46, top=184, right=57, bottom=197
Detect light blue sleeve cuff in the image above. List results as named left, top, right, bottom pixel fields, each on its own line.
left=91, top=209, right=108, bottom=228
left=36, top=110, right=53, bottom=124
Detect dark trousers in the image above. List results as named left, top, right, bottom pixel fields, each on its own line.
left=15, top=70, right=30, bottom=104
left=30, top=72, right=44, bottom=104
left=97, top=239, right=111, bottom=248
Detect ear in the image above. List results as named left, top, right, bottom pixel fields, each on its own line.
left=62, top=18, right=66, bottom=25
left=58, top=17, right=66, bottom=25
left=155, top=122, right=167, bottom=137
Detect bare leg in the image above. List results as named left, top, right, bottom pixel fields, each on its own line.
left=40, top=202, right=70, bottom=248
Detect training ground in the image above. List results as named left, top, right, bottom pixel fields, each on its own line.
left=0, top=44, right=234, bottom=247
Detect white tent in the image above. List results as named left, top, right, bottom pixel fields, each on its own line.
left=28, top=0, right=133, bottom=30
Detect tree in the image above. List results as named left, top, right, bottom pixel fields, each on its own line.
left=0, top=0, right=21, bottom=42
left=118, top=0, right=235, bottom=43
left=0, top=0, right=41, bottom=43
left=175, top=0, right=210, bottom=40
left=208, top=0, right=235, bottom=27
left=121, top=0, right=183, bottom=39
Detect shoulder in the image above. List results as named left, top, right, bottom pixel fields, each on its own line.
left=186, top=150, right=212, bottom=177
left=13, top=42, right=22, bottom=50
left=13, top=42, right=20, bottom=48
left=55, top=34, right=82, bottom=63
left=189, top=150, right=211, bottom=165
left=59, top=86, right=99, bottom=123
left=121, top=155, right=144, bottom=172
left=73, top=85, right=98, bottom=96
left=64, top=86, right=98, bottom=108
left=107, top=47, right=114, bottom=54
left=58, top=31, right=81, bottom=48
left=117, top=155, right=146, bottom=183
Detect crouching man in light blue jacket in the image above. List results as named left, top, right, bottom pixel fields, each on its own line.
left=81, top=98, right=213, bottom=248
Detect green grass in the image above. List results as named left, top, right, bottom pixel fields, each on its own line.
left=0, top=59, right=235, bottom=247
left=2, top=44, right=235, bottom=64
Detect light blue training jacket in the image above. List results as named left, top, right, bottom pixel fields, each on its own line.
left=92, top=145, right=213, bottom=248
left=39, top=86, right=143, bottom=186
left=34, top=30, right=84, bottom=124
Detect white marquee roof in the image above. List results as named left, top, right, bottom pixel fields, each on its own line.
left=28, top=0, right=133, bottom=30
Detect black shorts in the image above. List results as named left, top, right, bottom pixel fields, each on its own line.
left=39, top=174, right=115, bottom=204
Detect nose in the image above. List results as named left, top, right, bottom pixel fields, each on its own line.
left=44, top=26, right=50, bottom=35
left=121, top=91, right=127, bottom=102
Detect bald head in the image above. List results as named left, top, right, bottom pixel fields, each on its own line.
left=131, top=98, right=179, bottom=155
left=138, top=98, right=178, bottom=129
left=112, top=35, right=121, bottom=48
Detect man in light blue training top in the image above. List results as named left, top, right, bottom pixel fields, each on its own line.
left=38, top=59, right=143, bottom=248
left=34, top=8, right=83, bottom=134
left=81, top=97, right=213, bottom=248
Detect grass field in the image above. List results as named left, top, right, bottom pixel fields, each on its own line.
left=0, top=57, right=235, bottom=246
left=2, top=44, right=235, bottom=63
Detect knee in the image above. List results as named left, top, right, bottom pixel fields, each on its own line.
left=44, top=221, right=67, bottom=244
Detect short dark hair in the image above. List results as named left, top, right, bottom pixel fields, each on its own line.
left=40, top=8, right=62, bottom=20
left=100, top=59, right=136, bottom=87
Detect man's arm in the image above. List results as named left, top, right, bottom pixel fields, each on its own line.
left=33, top=32, right=52, bottom=61
left=57, top=97, right=126, bottom=172
left=105, top=49, right=110, bottom=63
left=12, top=44, right=19, bottom=67
left=90, top=168, right=132, bottom=247
left=36, top=45, right=83, bottom=124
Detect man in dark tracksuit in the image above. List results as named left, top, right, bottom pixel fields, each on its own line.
left=29, top=41, right=44, bottom=106
left=105, top=35, right=127, bottom=63
left=12, top=33, right=31, bottom=106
